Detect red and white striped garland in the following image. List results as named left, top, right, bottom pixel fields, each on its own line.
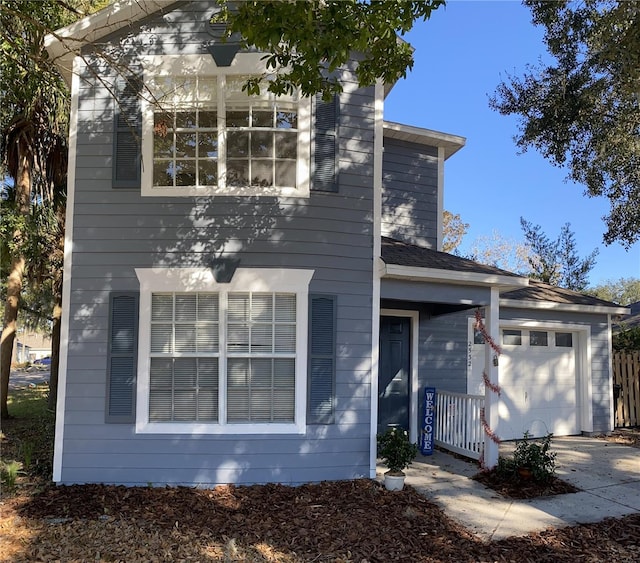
left=474, top=308, right=502, bottom=448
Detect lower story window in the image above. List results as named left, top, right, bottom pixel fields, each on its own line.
left=135, top=268, right=313, bottom=434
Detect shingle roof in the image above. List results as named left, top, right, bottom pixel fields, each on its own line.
left=381, top=237, right=522, bottom=278
left=381, top=237, right=625, bottom=311
left=502, top=279, right=623, bottom=309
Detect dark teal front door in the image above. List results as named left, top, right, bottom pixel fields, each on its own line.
left=378, top=316, right=411, bottom=434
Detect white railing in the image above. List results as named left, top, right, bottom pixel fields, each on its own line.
left=434, top=390, right=484, bottom=460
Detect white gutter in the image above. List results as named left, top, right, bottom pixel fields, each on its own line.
left=500, top=299, right=630, bottom=316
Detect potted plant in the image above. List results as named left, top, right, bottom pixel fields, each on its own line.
left=377, top=427, right=419, bottom=491
left=512, top=431, right=556, bottom=482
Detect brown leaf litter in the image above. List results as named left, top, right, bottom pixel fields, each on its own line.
left=2, top=479, right=640, bottom=562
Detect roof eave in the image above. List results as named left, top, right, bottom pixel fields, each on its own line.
left=383, top=264, right=529, bottom=291
left=44, top=0, right=177, bottom=85
left=500, top=298, right=630, bottom=316
left=383, top=121, right=466, bottom=159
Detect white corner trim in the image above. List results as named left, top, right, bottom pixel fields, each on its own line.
left=500, top=298, right=629, bottom=315
left=580, top=326, right=594, bottom=433
left=53, top=56, right=83, bottom=482
left=436, top=146, right=444, bottom=252
left=370, top=80, right=384, bottom=478
left=134, top=267, right=313, bottom=435
left=383, top=263, right=529, bottom=290
left=607, top=315, right=615, bottom=431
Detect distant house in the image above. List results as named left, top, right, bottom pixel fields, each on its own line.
left=615, top=302, right=640, bottom=331
left=13, top=330, right=52, bottom=364
left=45, top=0, right=627, bottom=487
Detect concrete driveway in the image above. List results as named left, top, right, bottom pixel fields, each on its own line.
left=387, top=436, right=640, bottom=541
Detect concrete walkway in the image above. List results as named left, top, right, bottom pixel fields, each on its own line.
left=379, top=436, right=640, bottom=541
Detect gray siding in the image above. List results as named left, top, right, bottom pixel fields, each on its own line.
left=419, top=309, right=471, bottom=394
left=381, top=137, right=438, bottom=247
left=62, top=1, right=374, bottom=486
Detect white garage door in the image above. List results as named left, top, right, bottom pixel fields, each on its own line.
left=469, top=327, right=578, bottom=441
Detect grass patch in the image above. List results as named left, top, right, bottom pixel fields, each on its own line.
left=6, top=384, right=51, bottom=418
left=1, top=384, right=55, bottom=490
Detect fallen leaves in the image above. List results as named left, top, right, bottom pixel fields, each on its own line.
left=1, top=479, right=640, bottom=562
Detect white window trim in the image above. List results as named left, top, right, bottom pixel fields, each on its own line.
left=140, top=54, right=311, bottom=198
left=135, top=267, right=314, bottom=434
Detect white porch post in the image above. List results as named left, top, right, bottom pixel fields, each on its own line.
left=483, top=287, right=500, bottom=468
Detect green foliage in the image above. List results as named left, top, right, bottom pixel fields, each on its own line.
left=222, top=0, right=445, bottom=99
left=520, top=218, right=598, bottom=291
left=498, top=432, right=557, bottom=483
left=586, top=278, right=640, bottom=306
left=1, top=459, right=22, bottom=489
left=20, top=439, right=35, bottom=469
left=2, top=384, right=55, bottom=480
left=613, top=326, right=640, bottom=351
left=491, top=1, right=640, bottom=248
left=377, top=427, right=419, bottom=474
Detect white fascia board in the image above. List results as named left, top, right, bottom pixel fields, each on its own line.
left=383, top=263, right=529, bottom=291
left=383, top=121, right=466, bottom=160
left=500, top=298, right=630, bottom=316
left=45, top=0, right=175, bottom=84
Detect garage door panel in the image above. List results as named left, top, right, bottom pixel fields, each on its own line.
left=471, top=326, right=579, bottom=441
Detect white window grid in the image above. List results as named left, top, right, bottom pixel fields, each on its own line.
left=150, top=74, right=298, bottom=190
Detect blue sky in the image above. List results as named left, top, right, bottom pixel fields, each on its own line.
left=384, top=0, right=640, bottom=287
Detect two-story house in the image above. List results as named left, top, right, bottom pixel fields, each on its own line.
left=45, top=0, right=626, bottom=486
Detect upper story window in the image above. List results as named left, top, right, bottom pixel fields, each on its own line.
left=141, top=54, right=311, bottom=197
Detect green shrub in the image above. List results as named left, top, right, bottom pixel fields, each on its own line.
left=497, top=431, right=557, bottom=483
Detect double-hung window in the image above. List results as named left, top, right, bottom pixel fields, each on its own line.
left=141, top=54, right=311, bottom=197
left=135, top=268, right=313, bottom=434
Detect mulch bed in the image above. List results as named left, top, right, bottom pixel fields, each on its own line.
left=3, top=479, right=640, bottom=562
left=472, top=470, right=580, bottom=499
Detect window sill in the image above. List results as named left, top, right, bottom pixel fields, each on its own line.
left=141, top=185, right=309, bottom=198
left=135, top=420, right=306, bottom=435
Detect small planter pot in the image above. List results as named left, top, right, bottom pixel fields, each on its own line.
left=518, top=467, right=533, bottom=481
left=384, top=472, right=406, bottom=491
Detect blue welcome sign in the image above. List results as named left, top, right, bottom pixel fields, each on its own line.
left=421, top=387, right=436, bottom=455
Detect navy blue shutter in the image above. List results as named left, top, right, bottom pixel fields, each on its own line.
left=106, top=292, right=139, bottom=423
left=112, top=71, right=142, bottom=188
left=308, top=295, right=336, bottom=424
left=312, top=94, right=339, bottom=192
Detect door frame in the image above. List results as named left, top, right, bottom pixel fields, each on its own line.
left=380, top=309, right=420, bottom=443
